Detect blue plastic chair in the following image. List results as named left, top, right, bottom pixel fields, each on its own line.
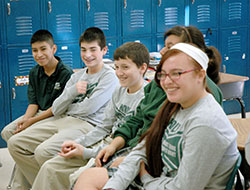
left=225, top=154, right=242, bottom=190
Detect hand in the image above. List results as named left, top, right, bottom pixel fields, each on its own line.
left=139, top=160, right=149, bottom=178
left=95, top=145, right=116, bottom=167
left=14, top=118, right=32, bottom=134
left=160, top=46, right=168, bottom=56
left=58, top=140, right=84, bottom=159
left=109, top=156, right=125, bottom=168
left=76, top=81, right=88, bottom=94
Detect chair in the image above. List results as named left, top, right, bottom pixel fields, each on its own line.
left=6, top=164, right=16, bottom=189
left=225, top=154, right=242, bottom=190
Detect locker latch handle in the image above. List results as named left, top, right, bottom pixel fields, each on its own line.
left=0, top=81, right=1, bottom=89
left=7, top=3, right=11, bottom=16
left=48, top=1, right=52, bottom=13
left=192, top=0, right=195, bottom=4
left=87, top=0, right=90, bottom=11
left=158, top=0, right=162, bottom=7
left=124, top=0, right=127, bottom=9
left=12, top=88, right=16, bottom=100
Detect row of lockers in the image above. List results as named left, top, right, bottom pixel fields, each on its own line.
left=0, top=0, right=250, bottom=147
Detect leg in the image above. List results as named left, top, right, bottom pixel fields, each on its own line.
left=32, top=155, right=88, bottom=190
left=74, top=167, right=109, bottom=190
left=7, top=116, right=58, bottom=188
left=34, top=117, right=94, bottom=166
left=1, top=115, right=24, bottom=141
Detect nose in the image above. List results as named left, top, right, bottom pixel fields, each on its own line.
left=84, top=50, right=91, bottom=58
left=115, top=68, right=124, bottom=76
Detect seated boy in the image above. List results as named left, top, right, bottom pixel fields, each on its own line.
left=6, top=27, right=118, bottom=190
left=1, top=29, right=73, bottom=141
left=31, top=41, right=150, bottom=190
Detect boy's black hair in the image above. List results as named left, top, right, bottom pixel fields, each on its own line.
left=113, top=42, right=150, bottom=69
left=79, top=27, right=106, bottom=50
left=30, top=29, right=54, bottom=47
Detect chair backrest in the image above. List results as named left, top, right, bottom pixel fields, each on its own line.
left=225, top=154, right=242, bottom=190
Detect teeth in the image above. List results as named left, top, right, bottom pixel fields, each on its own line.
left=167, top=88, right=176, bottom=92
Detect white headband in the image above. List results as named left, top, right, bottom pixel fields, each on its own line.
left=170, top=43, right=208, bottom=70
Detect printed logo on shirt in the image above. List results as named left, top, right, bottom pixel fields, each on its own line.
left=54, top=82, right=61, bottom=90
left=72, top=82, right=98, bottom=103
left=161, top=118, right=184, bottom=177
left=112, top=104, right=135, bottom=133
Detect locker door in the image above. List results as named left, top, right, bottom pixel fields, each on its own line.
left=0, top=47, right=6, bottom=147
left=156, top=35, right=164, bottom=52
left=84, top=0, right=117, bottom=38
left=122, top=0, right=152, bottom=36
left=200, top=28, right=218, bottom=47
left=221, top=0, right=248, bottom=27
left=8, top=47, right=36, bottom=120
left=189, top=0, right=217, bottom=29
left=56, top=43, right=82, bottom=69
left=122, top=37, right=152, bottom=52
left=5, top=0, right=41, bottom=44
left=105, top=39, right=118, bottom=59
left=46, top=0, right=81, bottom=42
left=220, top=28, right=247, bottom=76
left=156, top=0, right=185, bottom=33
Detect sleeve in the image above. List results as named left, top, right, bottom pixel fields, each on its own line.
left=103, top=141, right=147, bottom=190
left=74, top=95, right=117, bottom=147
left=245, top=134, right=250, bottom=165
left=52, top=72, right=80, bottom=116
left=27, top=69, right=37, bottom=105
left=64, top=71, right=118, bottom=116
left=141, top=126, right=231, bottom=190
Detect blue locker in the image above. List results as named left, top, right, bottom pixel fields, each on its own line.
left=105, top=39, right=118, bottom=60
left=200, top=28, right=218, bottom=47
left=122, top=37, right=152, bottom=52
left=45, top=0, right=81, bottom=42
left=156, top=35, right=164, bottom=52
left=122, top=0, right=152, bottom=36
left=220, top=27, right=247, bottom=76
left=189, top=0, right=218, bottom=29
left=84, top=0, right=118, bottom=38
left=7, top=47, right=35, bottom=120
left=5, top=0, right=42, bottom=45
left=221, top=0, right=248, bottom=28
left=0, top=47, right=7, bottom=147
left=156, top=0, right=185, bottom=33
left=56, top=43, right=82, bottom=69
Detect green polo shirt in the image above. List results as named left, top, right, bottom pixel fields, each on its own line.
left=27, top=56, right=73, bottom=110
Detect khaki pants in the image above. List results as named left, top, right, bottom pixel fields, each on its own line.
left=6, top=115, right=94, bottom=190
left=32, top=136, right=112, bottom=190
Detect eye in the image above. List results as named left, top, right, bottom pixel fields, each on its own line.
left=171, top=72, right=180, bottom=78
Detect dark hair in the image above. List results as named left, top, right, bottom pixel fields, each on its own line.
left=113, top=42, right=150, bottom=70
left=163, top=26, right=221, bottom=84
left=79, top=27, right=106, bottom=50
left=30, top=29, right=54, bottom=46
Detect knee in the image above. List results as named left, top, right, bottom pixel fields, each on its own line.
left=34, top=145, right=54, bottom=166
left=1, top=126, right=13, bottom=142
left=7, top=135, right=20, bottom=155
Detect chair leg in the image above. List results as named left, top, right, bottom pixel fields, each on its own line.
left=6, top=164, right=16, bottom=190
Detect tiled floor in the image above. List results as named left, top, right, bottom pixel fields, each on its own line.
left=0, top=112, right=249, bottom=190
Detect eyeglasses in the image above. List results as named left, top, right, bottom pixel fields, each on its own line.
left=157, top=69, right=199, bottom=81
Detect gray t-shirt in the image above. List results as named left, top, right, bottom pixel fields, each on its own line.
left=75, top=81, right=148, bottom=159
left=104, top=93, right=239, bottom=190
left=52, top=64, right=118, bottom=126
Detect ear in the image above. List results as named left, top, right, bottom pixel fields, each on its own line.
left=198, top=69, right=206, bottom=83
left=102, top=46, right=108, bottom=56
left=140, top=63, right=148, bottom=75
left=52, top=44, right=57, bottom=55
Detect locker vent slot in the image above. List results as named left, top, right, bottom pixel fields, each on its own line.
left=94, top=12, right=109, bottom=31
left=16, top=16, right=33, bottom=36
left=228, top=3, right=242, bottom=20
left=56, top=14, right=72, bottom=33
left=164, top=7, right=178, bottom=26
left=228, top=36, right=241, bottom=54
left=18, top=55, right=35, bottom=75
left=130, top=10, right=144, bottom=28
left=197, top=5, right=210, bottom=23
left=57, top=52, right=73, bottom=68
